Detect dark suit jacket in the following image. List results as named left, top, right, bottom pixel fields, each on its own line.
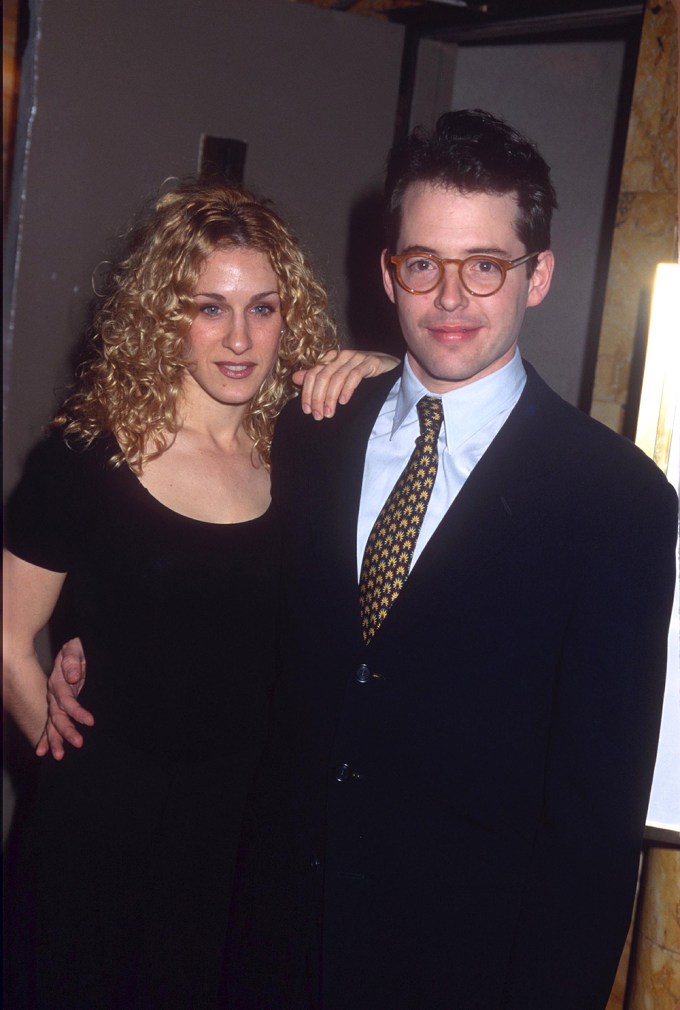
left=223, top=363, right=678, bottom=1010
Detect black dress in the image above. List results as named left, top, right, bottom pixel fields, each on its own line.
left=4, top=431, right=280, bottom=1010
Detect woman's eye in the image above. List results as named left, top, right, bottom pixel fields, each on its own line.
left=200, top=304, right=222, bottom=316
left=252, top=303, right=277, bottom=316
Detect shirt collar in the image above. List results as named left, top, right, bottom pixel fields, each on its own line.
left=392, top=348, right=527, bottom=451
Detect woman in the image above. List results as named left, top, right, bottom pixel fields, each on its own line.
left=3, top=179, right=395, bottom=1009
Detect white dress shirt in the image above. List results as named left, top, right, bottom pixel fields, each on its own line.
left=356, top=348, right=527, bottom=578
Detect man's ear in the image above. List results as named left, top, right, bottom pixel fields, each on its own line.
left=381, top=249, right=397, bottom=305
left=526, top=250, right=555, bottom=308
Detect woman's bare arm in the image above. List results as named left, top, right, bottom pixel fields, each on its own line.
left=2, top=549, right=66, bottom=747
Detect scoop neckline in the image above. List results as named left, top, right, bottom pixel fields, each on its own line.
left=105, top=436, right=272, bottom=528
left=133, top=475, right=273, bottom=527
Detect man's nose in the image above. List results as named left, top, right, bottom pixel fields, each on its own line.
left=434, top=263, right=469, bottom=312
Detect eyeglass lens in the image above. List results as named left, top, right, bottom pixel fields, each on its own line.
left=398, top=255, right=505, bottom=295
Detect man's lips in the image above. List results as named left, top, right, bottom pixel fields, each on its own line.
left=215, top=361, right=257, bottom=379
left=424, top=322, right=483, bottom=343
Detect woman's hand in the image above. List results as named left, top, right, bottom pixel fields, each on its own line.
left=35, top=637, right=94, bottom=760
left=293, top=349, right=399, bottom=420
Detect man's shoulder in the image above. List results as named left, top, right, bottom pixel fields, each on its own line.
left=521, top=362, right=676, bottom=500
left=274, top=369, right=399, bottom=448
left=523, top=364, right=656, bottom=465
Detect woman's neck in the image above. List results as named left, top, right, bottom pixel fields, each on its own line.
left=135, top=392, right=269, bottom=523
left=176, top=378, right=251, bottom=450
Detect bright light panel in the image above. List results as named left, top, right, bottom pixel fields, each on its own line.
left=635, top=263, right=680, bottom=473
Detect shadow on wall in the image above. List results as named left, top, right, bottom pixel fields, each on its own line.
left=344, top=188, right=403, bottom=356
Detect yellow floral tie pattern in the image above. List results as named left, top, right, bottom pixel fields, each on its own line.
left=359, top=396, right=444, bottom=644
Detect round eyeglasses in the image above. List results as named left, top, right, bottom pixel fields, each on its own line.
left=390, top=251, right=541, bottom=297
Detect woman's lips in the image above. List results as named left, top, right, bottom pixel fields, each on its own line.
left=216, top=361, right=257, bottom=379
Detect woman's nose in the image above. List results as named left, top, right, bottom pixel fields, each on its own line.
left=222, top=316, right=253, bottom=353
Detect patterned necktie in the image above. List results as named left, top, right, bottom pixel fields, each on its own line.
left=359, top=395, right=444, bottom=644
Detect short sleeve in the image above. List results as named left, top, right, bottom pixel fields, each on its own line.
left=4, top=432, right=92, bottom=573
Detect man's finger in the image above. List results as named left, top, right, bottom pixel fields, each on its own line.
left=62, top=657, right=86, bottom=686
left=50, top=711, right=86, bottom=746
left=53, top=695, right=95, bottom=725
left=44, top=723, right=67, bottom=760
left=35, top=731, right=50, bottom=758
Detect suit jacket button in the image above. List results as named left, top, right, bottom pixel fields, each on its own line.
left=334, top=763, right=351, bottom=782
left=355, top=664, right=371, bottom=683
left=310, top=856, right=321, bottom=870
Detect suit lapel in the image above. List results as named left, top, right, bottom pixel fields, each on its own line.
left=303, top=362, right=578, bottom=641
left=307, top=369, right=402, bottom=639
left=375, top=364, right=580, bottom=621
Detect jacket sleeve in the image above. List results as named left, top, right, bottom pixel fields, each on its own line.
left=501, top=475, right=678, bottom=1009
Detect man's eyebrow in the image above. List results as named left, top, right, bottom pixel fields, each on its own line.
left=398, top=244, right=513, bottom=258
left=398, top=245, right=439, bottom=256
left=466, top=246, right=513, bottom=258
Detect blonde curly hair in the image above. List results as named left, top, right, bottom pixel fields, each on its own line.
left=55, top=179, right=338, bottom=470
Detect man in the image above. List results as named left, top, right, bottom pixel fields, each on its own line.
left=43, top=111, right=677, bottom=1008
left=222, top=111, right=678, bottom=1008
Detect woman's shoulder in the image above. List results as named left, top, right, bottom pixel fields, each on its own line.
left=5, top=428, right=118, bottom=570
left=8, top=427, right=121, bottom=518
left=22, top=425, right=119, bottom=475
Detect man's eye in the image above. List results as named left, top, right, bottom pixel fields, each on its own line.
left=406, top=257, right=437, bottom=273
left=469, top=258, right=501, bottom=276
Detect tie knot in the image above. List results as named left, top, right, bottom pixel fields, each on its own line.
left=416, top=396, right=444, bottom=437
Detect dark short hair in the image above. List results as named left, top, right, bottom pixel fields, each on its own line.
left=384, top=109, right=557, bottom=256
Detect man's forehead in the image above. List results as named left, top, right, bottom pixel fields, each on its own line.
left=398, top=182, right=521, bottom=241
left=401, top=180, right=520, bottom=211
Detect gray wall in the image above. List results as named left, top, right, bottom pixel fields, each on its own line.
left=412, top=34, right=628, bottom=406
left=4, top=5, right=633, bottom=484
left=4, top=0, right=404, bottom=491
